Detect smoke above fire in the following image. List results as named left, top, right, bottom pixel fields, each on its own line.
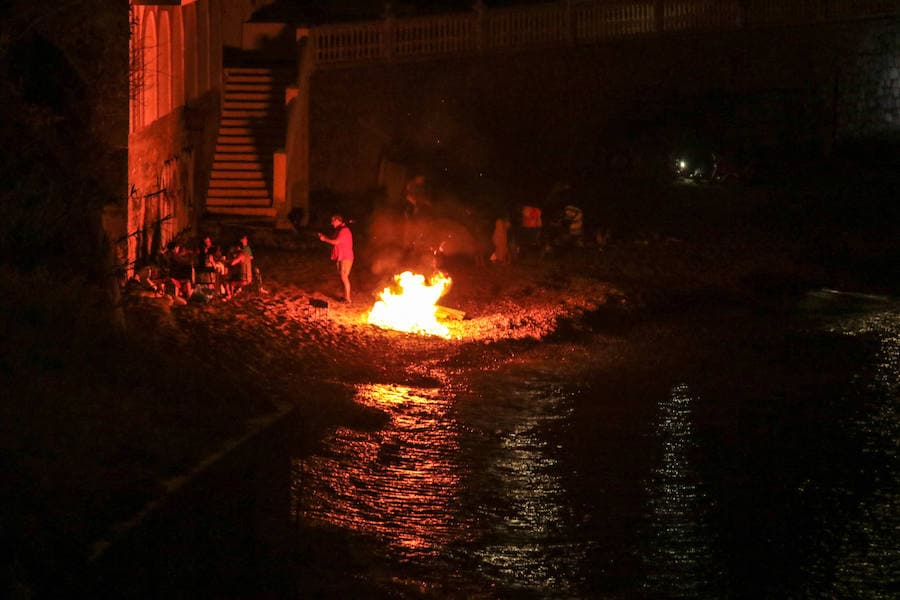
left=366, top=202, right=483, bottom=277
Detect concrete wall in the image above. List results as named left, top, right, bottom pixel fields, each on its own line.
left=303, top=17, right=899, bottom=204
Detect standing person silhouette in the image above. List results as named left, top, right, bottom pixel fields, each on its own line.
left=490, top=213, right=511, bottom=265
left=318, top=214, right=354, bottom=304
left=229, top=234, right=254, bottom=297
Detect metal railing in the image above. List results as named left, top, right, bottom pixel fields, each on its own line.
left=309, top=0, right=899, bottom=67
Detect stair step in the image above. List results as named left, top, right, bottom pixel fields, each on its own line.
left=216, top=135, right=266, bottom=145
left=224, top=68, right=292, bottom=79
left=218, top=127, right=282, bottom=139
left=224, top=123, right=282, bottom=133
left=213, top=152, right=270, bottom=162
left=225, top=82, right=278, bottom=91
left=225, top=74, right=279, bottom=83
left=224, top=66, right=283, bottom=75
left=211, top=161, right=270, bottom=171
left=207, top=199, right=271, bottom=208
left=224, top=92, right=280, bottom=103
left=223, top=75, right=280, bottom=85
left=215, top=143, right=264, bottom=153
left=216, top=145, right=282, bottom=156
left=222, top=109, right=271, bottom=118
left=215, top=149, right=281, bottom=158
left=206, top=196, right=273, bottom=207
left=223, top=72, right=278, bottom=80
left=209, top=178, right=267, bottom=188
left=210, top=170, right=266, bottom=180
left=223, top=101, right=273, bottom=111
left=219, top=131, right=270, bottom=137
left=207, top=189, right=270, bottom=200
left=221, top=90, right=278, bottom=99
left=220, top=117, right=284, bottom=127
left=217, top=133, right=284, bottom=143
left=225, top=78, right=279, bottom=86
left=208, top=183, right=267, bottom=192
left=206, top=205, right=278, bottom=218
left=218, top=127, right=285, bottom=138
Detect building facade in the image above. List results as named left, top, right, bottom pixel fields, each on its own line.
left=124, top=0, right=273, bottom=274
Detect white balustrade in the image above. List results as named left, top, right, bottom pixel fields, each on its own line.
left=308, top=0, right=900, bottom=68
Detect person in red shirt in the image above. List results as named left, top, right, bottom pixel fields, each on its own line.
left=318, top=214, right=354, bottom=303
left=520, top=205, right=542, bottom=258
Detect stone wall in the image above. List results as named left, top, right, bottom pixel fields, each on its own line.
left=837, top=20, right=900, bottom=144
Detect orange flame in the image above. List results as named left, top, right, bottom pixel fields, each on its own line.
left=367, top=271, right=452, bottom=338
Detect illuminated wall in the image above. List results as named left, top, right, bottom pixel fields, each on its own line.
left=125, top=0, right=271, bottom=274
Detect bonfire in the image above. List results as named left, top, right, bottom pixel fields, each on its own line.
left=367, top=271, right=452, bottom=338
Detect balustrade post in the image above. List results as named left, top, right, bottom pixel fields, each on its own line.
left=564, top=0, right=575, bottom=46
left=736, top=0, right=747, bottom=29
left=654, top=0, right=664, bottom=33
left=383, top=3, right=395, bottom=61
left=473, top=0, right=486, bottom=54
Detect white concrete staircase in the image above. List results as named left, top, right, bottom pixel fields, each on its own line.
left=205, top=66, right=290, bottom=218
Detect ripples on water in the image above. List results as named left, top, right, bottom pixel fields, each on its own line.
left=289, top=292, right=899, bottom=598
left=640, top=382, right=724, bottom=599
left=458, top=373, right=579, bottom=596
left=800, top=293, right=899, bottom=599
left=292, top=384, right=463, bottom=556
left=292, top=369, right=587, bottom=597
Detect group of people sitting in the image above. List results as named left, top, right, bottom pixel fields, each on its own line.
left=130, top=234, right=256, bottom=303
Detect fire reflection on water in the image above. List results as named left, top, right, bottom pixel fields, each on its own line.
left=290, top=383, right=464, bottom=556
left=289, top=371, right=584, bottom=595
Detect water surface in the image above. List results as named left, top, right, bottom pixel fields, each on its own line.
left=289, top=291, right=899, bottom=598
